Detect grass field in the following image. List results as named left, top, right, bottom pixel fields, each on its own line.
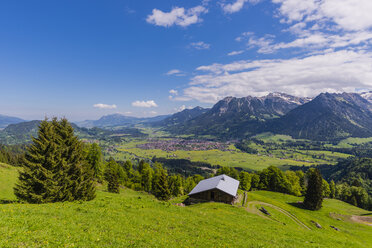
left=0, top=163, right=18, bottom=201
left=336, top=137, right=372, bottom=148
left=114, top=139, right=350, bottom=171
left=117, top=140, right=311, bottom=171
left=0, top=164, right=371, bottom=247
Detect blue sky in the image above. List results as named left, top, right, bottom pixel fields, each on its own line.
left=1, top=0, right=372, bottom=121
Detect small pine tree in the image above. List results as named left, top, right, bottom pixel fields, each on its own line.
left=304, top=168, right=323, bottom=210
left=330, top=180, right=336, bottom=198
left=139, top=162, right=154, bottom=192
left=104, top=159, right=120, bottom=194
left=153, top=163, right=171, bottom=200
left=86, top=143, right=103, bottom=181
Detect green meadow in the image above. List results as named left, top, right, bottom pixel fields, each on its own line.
left=0, top=163, right=18, bottom=201
left=1, top=164, right=371, bottom=247
left=114, top=139, right=351, bottom=171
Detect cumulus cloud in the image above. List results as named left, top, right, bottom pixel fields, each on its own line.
left=222, top=0, right=261, bottom=14
left=146, top=6, right=208, bottom=27
left=273, top=0, right=372, bottom=31
left=132, top=100, right=158, bottom=108
left=234, top=1, right=372, bottom=55
left=190, top=41, right=211, bottom=50
left=93, top=103, right=117, bottom=109
left=166, top=69, right=186, bottom=76
left=181, top=49, right=372, bottom=103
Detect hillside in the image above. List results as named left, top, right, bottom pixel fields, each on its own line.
left=168, top=93, right=309, bottom=138
left=268, top=93, right=372, bottom=141
left=0, top=120, right=148, bottom=145
left=0, top=120, right=41, bottom=145
left=0, top=165, right=371, bottom=247
left=319, top=157, right=372, bottom=195
left=0, top=114, right=24, bottom=129
left=152, top=106, right=209, bottom=127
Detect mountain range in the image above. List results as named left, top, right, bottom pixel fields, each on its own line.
left=166, top=92, right=311, bottom=138
left=76, top=114, right=170, bottom=128
left=1, top=91, right=371, bottom=142
left=267, top=93, right=372, bottom=140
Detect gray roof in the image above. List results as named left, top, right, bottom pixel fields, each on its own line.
left=188, top=174, right=240, bottom=197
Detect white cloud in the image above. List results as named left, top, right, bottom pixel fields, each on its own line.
left=166, top=69, right=186, bottom=76
left=181, top=49, right=372, bottom=103
left=146, top=6, right=208, bottom=27
left=190, top=41, right=211, bottom=50
left=174, top=105, right=193, bottom=112
left=132, top=100, right=158, bottom=108
left=93, top=103, right=117, bottom=109
left=222, top=0, right=261, bottom=14
left=228, top=50, right=244, bottom=56
left=176, top=105, right=187, bottom=112
left=273, top=0, right=372, bottom=31
left=169, top=89, right=178, bottom=95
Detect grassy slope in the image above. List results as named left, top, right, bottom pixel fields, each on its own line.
left=0, top=165, right=371, bottom=247
left=0, top=163, right=18, bottom=201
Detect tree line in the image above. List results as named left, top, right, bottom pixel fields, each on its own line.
left=6, top=118, right=372, bottom=211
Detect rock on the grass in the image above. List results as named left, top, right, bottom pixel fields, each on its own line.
left=311, top=220, right=322, bottom=229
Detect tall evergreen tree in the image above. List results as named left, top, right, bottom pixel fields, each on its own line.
left=104, top=159, right=121, bottom=194
left=14, top=118, right=96, bottom=203
left=330, top=180, right=336, bottom=198
left=304, top=168, right=323, bottom=210
left=139, top=162, right=154, bottom=192
left=152, top=163, right=170, bottom=200
left=86, top=143, right=103, bottom=180
left=169, top=174, right=184, bottom=197
left=53, top=118, right=95, bottom=201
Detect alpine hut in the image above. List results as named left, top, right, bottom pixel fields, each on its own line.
left=188, top=174, right=240, bottom=204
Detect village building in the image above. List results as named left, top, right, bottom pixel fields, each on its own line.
left=188, top=174, right=240, bottom=204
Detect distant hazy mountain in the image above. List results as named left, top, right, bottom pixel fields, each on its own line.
left=167, top=93, right=310, bottom=138
left=0, top=114, right=25, bottom=128
left=153, top=106, right=209, bottom=127
left=0, top=120, right=41, bottom=144
left=0, top=119, right=148, bottom=145
left=268, top=93, right=372, bottom=140
left=76, top=114, right=170, bottom=128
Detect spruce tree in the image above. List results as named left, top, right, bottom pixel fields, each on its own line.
left=14, top=118, right=96, bottom=203
left=104, top=159, right=120, bottom=194
left=14, top=120, right=59, bottom=203
left=304, top=168, right=323, bottom=210
left=330, top=180, right=336, bottom=198
left=86, top=143, right=103, bottom=180
left=153, top=163, right=170, bottom=200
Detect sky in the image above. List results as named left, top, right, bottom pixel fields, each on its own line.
left=1, top=0, right=372, bottom=121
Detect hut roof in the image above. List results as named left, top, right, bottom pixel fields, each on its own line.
left=188, top=174, right=239, bottom=197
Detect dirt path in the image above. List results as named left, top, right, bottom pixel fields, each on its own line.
left=246, top=201, right=311, bottom=230
left=350, top=216, right=372, bottom=226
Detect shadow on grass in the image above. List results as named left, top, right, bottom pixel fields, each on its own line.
left=361, top=213, right=372, bottom=216
left=0, top=199, right=19, bottom=204
left=288, top=202, right=308, bottom=210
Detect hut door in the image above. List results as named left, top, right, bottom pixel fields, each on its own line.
left=211, top=191, right=215, bottom=200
